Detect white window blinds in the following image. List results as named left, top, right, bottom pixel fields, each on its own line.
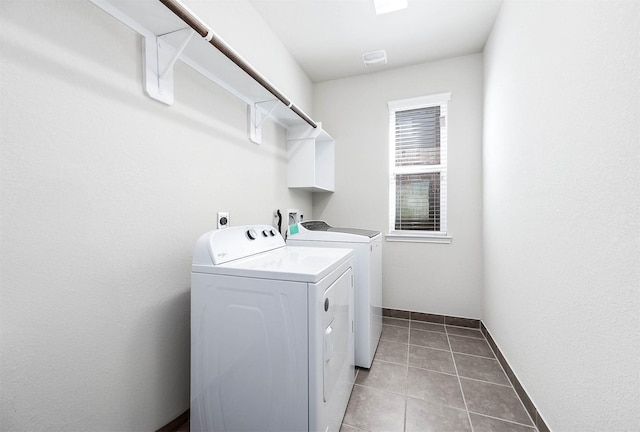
left=388, top=93, right=450, bottom=237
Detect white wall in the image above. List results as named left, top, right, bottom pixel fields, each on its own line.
left=483, top=1, right=639, bottom=430
left=0, top=0, right=312, bottom=430
left=313, top=54, right=484, bottom=319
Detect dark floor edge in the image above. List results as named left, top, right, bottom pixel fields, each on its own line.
left=382, top=307, right=481, bottom=328
left=157, top=409, right=189, bottom=432
left=481, top=323, right=551, bottom=432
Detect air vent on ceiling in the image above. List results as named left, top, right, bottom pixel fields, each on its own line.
left=362, top=50, right=387, bottom=67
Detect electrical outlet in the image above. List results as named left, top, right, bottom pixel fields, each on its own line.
left=217, top=212, right=229, bottom=229
left=287, top=209, right=300, bottom=225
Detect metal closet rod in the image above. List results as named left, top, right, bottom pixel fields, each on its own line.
left=158, top=0, right=317, bottom=129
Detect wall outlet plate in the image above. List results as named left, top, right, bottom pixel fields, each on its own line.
left=287, top=209, right=300, bottom=225
left=217, top=212, right=229, bottom=229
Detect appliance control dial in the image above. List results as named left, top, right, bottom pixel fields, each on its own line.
left=246, top=229, right=258, bottom=240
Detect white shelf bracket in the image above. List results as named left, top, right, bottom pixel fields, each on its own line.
left=143, top=28, right=194, bottom=105
left=159, top=28, right=195, bottom=79
left=248, top=100, right=280, bottom=145
left=88, top=0, right=320, bottom=131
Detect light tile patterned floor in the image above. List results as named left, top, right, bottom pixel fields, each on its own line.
left=340, top=317, right=538, bottom=432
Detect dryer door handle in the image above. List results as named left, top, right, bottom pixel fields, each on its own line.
left=324, top=325, right=333, bottom=363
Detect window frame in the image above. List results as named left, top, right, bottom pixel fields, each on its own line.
left=386, top=92, right=452, bottom=244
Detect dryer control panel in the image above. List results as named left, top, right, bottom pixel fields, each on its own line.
left=192, top=225, right=285, bottom=266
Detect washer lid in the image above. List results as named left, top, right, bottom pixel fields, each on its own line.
left=193, top=245, right=353, bottom=283
left=291, top=220, right=381, bottom=243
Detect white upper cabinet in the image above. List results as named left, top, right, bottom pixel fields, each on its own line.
left=287, top=123, right=335, bottom=193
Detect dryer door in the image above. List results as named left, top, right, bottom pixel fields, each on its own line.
left=322, top=268, right=354, bottom=424
left=308, top=259, right=355, bottom=432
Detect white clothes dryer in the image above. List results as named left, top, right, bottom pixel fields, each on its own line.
left=287, top=221, right=382, bottom=369
left=190, top=225, right=355, bottom=432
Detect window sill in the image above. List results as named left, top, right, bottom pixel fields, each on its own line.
left=385, top=233, right=452, bottom=244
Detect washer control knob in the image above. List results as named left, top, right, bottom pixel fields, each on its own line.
left=246, top=229, right=258, bottom=240
left=262, top=229, right=270, bottom=237
left=270, top=229, right=277, bottom=236
left=324, top=298, right=329, bottom=312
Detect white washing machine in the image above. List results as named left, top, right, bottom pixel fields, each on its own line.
left=190, top=225, right=355, bottom=432
left=287, top=221, right=382, bottom=369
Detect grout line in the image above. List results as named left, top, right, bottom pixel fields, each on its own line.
left=402, top=328, right=411, bottom=432
left=410, top=320, right=445, bottom=327
left=371, top=357, right=408, bottom=368
left=445, top=325, right=476, bottom=432
left=450, top=349, right=495, bottom=360
left=445, top=323, right=483, bottom=330
left=445, top=332, right=485, bottom=340
left=385, top=317, right=410, bottom=324
left=450, top=349, right=499, bottom=360
left=467, top=410, right=539, bottom=430
left=404, top=329, right=410, bottom=432
left=408, top=342, right=454, bottom=354
left=402, top=320, right=411, bottom=432
left=410, top=327, right=448, bottom=337
left=405, top=354, right=459, bottom=378
left=457, top=375, right=515, bottom=388
left=353, top=381, right=408, bottom=398
left=384, top=324, right=410, bottom=330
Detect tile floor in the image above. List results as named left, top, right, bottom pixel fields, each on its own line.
left=340, top=316, right=537, bottom=432
left=176, top=317, right=537, bottom=432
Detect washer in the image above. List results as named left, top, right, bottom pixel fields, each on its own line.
left=287, top=220, right=382, bottom=369
left=190, top=225, right=355, bottom=432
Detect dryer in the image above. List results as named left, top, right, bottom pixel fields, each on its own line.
left=190, top=225, right=355, bottom=432
left=287, top=220, right=382, bottom=369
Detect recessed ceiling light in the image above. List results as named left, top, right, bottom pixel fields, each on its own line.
left=362, top=50, right=387, bottom=67
left=373, top=0, right=408, bottom=15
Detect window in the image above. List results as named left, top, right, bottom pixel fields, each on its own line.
left=387, top=92, right=451, bottom=243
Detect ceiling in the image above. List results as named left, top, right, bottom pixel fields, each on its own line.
left=248, top=0, right=503, bottom=83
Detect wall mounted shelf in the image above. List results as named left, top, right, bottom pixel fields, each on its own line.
left=88, top=0, right=319, bottom=142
